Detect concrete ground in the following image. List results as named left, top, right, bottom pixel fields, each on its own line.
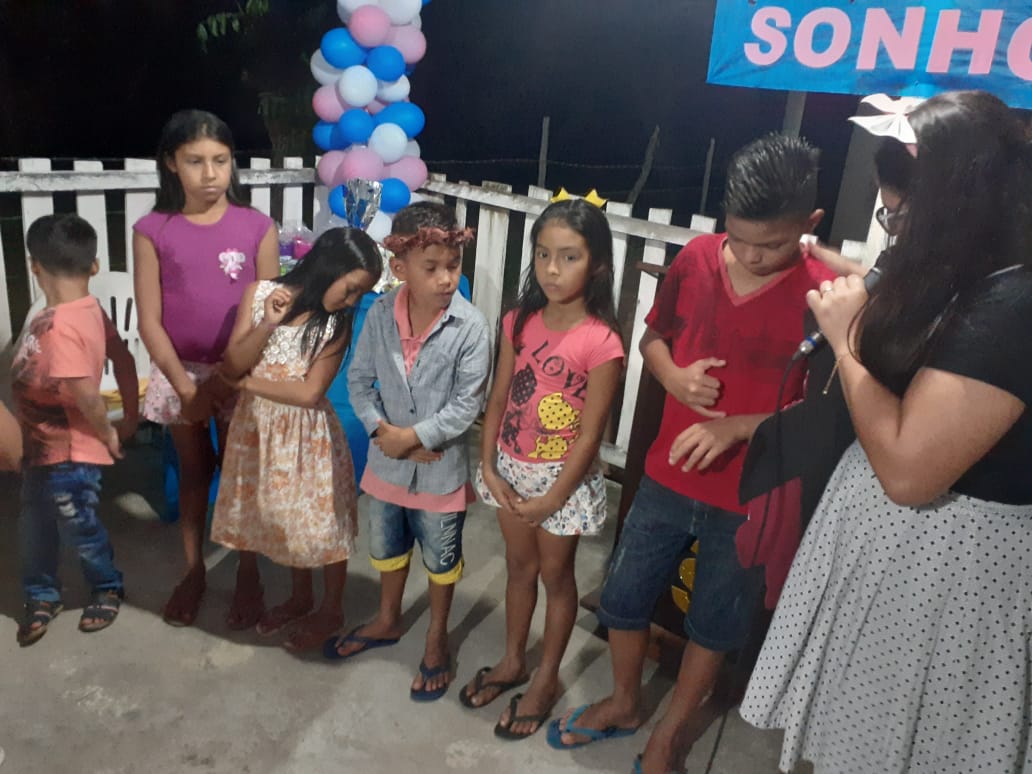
left=0, top=433, right=803, bottom=774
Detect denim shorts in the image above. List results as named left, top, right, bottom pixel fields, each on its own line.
left=366, top=496, right=465, bottom=585
left=597, top=476, right=763, bottom=652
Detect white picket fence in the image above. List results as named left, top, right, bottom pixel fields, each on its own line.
left=0, top=157, right=737, bottom=467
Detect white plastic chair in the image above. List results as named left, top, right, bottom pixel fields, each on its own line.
left=20, top=271, right=149, bottom=420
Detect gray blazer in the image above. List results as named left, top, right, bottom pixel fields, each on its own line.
left=348, top=288, right=490, bottom=495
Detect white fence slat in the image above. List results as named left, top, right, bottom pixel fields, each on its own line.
left=313, top=184, right=330, bottom=234
left=605, top=200, right=633, bottom=310
left=249, top=157, right=272, bottom=216
left=689, top=214, right=717, bottom=234
left=282, top=157, right=304, bottom=225
left=74, top=161, right=111, bottom=272
left=122, top=159, right=157, bottom=278
left=454, top=179, right=470, bottom=230
left=518, top=186, right=552, bottom=290
left=19, top=158, right=55, bottom=303
left=615, top=207, right=672, bottom=458
left=472, top=181, right=513, bottom=342
left=0, top=228, right=11, bottom=351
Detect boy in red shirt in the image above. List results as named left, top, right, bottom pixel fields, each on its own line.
left=548, top=134, right=836, bottom=771
left=12, top=214, right=138, bottom=646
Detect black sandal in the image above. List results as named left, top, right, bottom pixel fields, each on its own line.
left=79, top=589, right=123, bottom=633
left=17, top=599, right=64, bottom=647
left=493, top=693, right=553, bottom=740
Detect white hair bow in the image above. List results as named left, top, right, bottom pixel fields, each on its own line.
left=848, top=93, right=924, bottom=144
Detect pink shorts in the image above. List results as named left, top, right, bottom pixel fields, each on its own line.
left=141, top=361, right=236, bottom=426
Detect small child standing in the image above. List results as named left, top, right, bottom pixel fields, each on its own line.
left=134, top=109, right=279, bottom=628
left=12, top=214, right=139, bottom=646
left=210, top=227, right=381, bottom=650
left=461, top=199, right=625, bottom=739
left=328, top=202, right=489, bottom=703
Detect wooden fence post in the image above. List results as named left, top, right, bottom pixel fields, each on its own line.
left=472, top=180, right=513, bottom=342
left=74, top=160, right=111, bottom=271
left=18, top=158, right=54, bottom=303
left=123, top=158, right=157, bottom=277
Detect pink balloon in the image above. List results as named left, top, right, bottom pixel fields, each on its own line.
left=348, top=5, right=392, bottom=47
left=385, top=156, right=428, bottom=191
left=317, top=151, right=348, bottom=187
left=312, top=85, right=350, bottom=123
left=366, top=98, right=388, bottom=116
left=339, top=146, right=386, bottom=183
left=385, top=25, right=427, bottom=64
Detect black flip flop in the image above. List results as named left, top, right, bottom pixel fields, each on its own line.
left=459, top=666, right=529, bottom=709
left=493, top=693, right=552, bottom=740
left=322, top=625, right=400, bottom=661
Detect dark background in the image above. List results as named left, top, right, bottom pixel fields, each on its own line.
left=0, top=0, right=861, bottom=228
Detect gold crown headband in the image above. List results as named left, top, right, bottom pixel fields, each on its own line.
left=550, top=188, right=608, bottom=207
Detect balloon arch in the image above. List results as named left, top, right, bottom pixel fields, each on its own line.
left=310, top=0, right=432, bottom=242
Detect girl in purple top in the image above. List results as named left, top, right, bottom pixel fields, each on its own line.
left=134, top=110, right=279, bottom=629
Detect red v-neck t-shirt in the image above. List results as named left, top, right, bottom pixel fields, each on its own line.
left=643, top=233, right=836, bottom=513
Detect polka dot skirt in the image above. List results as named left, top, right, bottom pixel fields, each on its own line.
left=740, top=441, right=1032, bottom=773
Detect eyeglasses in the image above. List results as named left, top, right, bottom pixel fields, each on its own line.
left=875, top=204, right=907, bottom=234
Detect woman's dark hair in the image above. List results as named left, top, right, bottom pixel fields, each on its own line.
left=873, top=138, right=915, bottom=197
left=723, top=133, right=820, bottom=221
left=276, top=227, right=382, bottom=357
left=856, top=90, right=1032, bottom=393
left=511, top=199, right=620, bottom=350
left=154, top=110, right=248, bottom=213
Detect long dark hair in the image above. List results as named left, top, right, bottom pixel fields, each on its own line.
left=154, top=109, right=249, bottom=213
left=856, top=90, right=1032, bottom=393
left=276, top=227, right=382, bottom=357
left=511, top=199, right=620, bottom=350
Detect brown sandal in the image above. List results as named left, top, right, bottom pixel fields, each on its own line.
left=17, top=599, right=64, bottom=647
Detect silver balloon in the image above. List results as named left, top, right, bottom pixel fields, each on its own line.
left=343, top=178, right=383, bottom=230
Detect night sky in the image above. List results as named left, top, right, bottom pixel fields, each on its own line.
left=0, top=1, right=860, bottom=228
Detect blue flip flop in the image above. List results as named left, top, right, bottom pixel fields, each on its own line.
left=546, top=704, right=639, bottom=750
left=410, top=658, right=452, bottom=702
left=322, top=625, right=400, bottom=661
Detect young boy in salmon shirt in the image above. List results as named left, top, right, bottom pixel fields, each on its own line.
left=328, top=202, right=489, bottom=702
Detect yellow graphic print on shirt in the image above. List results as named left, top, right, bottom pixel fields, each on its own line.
left=528, top=392, right=580, bottom=460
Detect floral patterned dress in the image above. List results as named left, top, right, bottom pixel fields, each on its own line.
left=211, top=281, right=357, bottom=567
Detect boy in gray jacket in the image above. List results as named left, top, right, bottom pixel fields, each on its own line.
left=328, top=202, right=489, bottom=702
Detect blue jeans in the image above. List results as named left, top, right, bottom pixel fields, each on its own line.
left=366, top=496, right=465, bottom=584
left=21, top=463, right=123, bottom=603
left=597, top=476, right=763, bottom=652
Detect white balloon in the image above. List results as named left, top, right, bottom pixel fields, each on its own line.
left=310, top=50, right=343, bottom=86
left=404, top=139, right=421, bottom=158
left=376, top=75, right=411, bottom=103
left=379, top=0, right=421, bottom=25
left=337, top=65, right=378, bottom=108
left=366, top=210, right=394, bottom=243
left=340, top=0, right=378, bottom=12
left=410, top=13, right=422, bottom=30
left=369, top=123, right=409, bottom=164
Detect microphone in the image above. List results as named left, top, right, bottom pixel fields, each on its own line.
left=791, top=266, right=882, bottom=361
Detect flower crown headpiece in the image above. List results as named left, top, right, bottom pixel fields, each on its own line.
left=848, top=93, right=925, bottom=145
left=382, top=226, right=476, bottom=256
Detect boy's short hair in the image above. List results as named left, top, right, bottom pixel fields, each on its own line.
left=390, top=201, right=458, bottom=237
left=26, top=214, right=98, bottom=276
left=723, top=133, right=820, bottom=221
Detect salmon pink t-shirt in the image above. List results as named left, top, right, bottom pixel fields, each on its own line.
left=12, top=295, right=112, bottom=467
left=499, top=310, right=625, bottom=463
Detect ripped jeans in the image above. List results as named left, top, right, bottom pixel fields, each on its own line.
left=21, top=463, right=123, bottom=603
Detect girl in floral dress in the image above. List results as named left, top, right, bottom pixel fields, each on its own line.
left=211, top=227, right=381, bottom=650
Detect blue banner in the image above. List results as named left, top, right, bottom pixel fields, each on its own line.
left=707, top=2, right=1032, bottom=109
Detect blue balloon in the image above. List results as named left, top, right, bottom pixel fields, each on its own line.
left=313, top=121, right=336, bottom=151
left=380, top=177, right=412, bottom=214
left=333, top=109, right=375, bottom=148
left=422, top=0, right=431, bottom=5
left=321, top=28, right=367, bottom=70
left=375, top=102, right=426, bottom=138
left=329, top=185, right=348, bottom=218
left=366, top=45, right=406, bottom=82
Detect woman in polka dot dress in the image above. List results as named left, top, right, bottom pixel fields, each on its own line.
left=740, top=90, right=1032, bottom=773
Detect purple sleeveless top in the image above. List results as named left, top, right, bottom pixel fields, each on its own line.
left=134, top=205, right=273, bottom=363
